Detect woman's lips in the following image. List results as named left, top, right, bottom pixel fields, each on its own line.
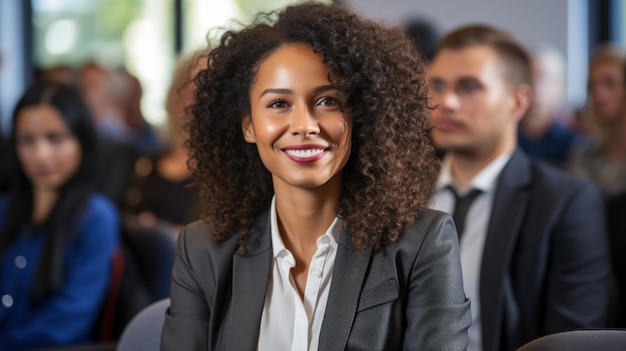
left=34, top=168, right=54, bottom=177
left=283, top=145, right=328, bottom=163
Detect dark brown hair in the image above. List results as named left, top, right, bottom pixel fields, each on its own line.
left=438, top=24, right=532, bottom=88
left=188, top=2, right=438, bottom=253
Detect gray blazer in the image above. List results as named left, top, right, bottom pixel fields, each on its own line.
left=160, top=209, right=471, bottom=350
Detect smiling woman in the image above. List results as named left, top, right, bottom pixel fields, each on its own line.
left=242, top=43, right=352, bottom=192
left=162, top=2, right=471, bottom=350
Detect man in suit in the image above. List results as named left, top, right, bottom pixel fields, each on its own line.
left=428, top=25, right=610, bottom=351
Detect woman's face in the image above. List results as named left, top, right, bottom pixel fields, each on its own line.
left=15, top=105, right=82, bottom=192
left=243, top=43, right=352, bottom=192
left=588, top=61, right=625, bottom=125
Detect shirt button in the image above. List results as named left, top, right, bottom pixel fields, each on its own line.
left=312, top=270, right=322, bottom=278
left=15, top=256, right=27, bottom=269
left=320, top=236, right=330, bottom=244
left=2, top=294, right=13, bottom=308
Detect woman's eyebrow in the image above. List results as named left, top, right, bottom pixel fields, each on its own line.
left=312, top=85, right=337, bottom=94
left=259, top=88, right=292, bottom=98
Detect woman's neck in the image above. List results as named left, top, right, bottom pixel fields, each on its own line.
left=273, top=176, right=342, bottom=299
left=32, top=189, right=58, bottom=225
left=273, top=177, right=342, bottom=255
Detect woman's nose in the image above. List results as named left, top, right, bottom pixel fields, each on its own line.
left=290, top=105, right=320, bottom=136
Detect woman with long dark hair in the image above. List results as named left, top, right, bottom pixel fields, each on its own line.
left=161, top=2, right=471, bottom=350
left=0, top=81, right=119, bottom=350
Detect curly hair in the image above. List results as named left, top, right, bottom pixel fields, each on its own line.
left=188, top=1, right=438, bottom=254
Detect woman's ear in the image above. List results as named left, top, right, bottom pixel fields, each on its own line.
left=241, top=115, right=256, bottom=143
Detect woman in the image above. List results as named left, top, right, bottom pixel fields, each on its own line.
left=162, top=3, right=470, bottom=350
left=567, top=44, right=626, bottom=198
left=0, top=81, right=119, bottom=350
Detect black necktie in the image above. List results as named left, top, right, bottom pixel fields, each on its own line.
left=449, top=187, right=482, bottom=238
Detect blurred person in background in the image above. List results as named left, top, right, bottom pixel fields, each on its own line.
left=0, top=81, right=119, bottom=350
left=121, top=49, right=207, bottom=235
left=518, top=43, right=581, bottom=168
left=600, top=56, right=626, bottom=328
left=77, top=62, right=138, bottom=206
left=35, top=65, right=78, bottom=88
left=567, top=44, right=626, bottom=198
left=404, top=17, right=440, bottom=62
left=428, top=25, right=609, bottom=351
left=114, top=69, right=161, bottom=156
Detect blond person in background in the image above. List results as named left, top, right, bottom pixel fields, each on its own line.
left=567, top=44, right=626, bottom=198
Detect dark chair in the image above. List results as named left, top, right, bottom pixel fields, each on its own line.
left=516, top=329, right=626, bottom=351
left=116, top=298, right=170, bottom=351
left=94, top=218, right=176, bottom=341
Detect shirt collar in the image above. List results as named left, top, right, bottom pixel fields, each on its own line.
left=436, top=151, right=513, bottom=194
left=269, top=196, right=342, bottom=258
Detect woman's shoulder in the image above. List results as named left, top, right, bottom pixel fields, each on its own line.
left=390, top=208, right=456, bottom=253
left=76, top=193, right=120, bottom=238
left=178, top=220, right=232, bottom=248
left=404, top=208, right=454, bottom=238
left=176, top=220, right=241, bottom=262
left=83, top=193, right=119, bottom=220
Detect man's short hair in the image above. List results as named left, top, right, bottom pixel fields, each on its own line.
left=438, top=24, right=532, bottom=88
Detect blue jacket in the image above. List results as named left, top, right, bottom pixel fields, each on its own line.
left=0, top=193, right=119, bottom=350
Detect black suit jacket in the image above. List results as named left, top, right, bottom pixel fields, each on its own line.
left=161, top=209, right=471, bottom=350
left=480, top=149, right=610, bottom=351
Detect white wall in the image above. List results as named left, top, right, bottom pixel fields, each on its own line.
left=0, top=0, right=29, bottom=136
left=341, top=0, right=588, bottom=108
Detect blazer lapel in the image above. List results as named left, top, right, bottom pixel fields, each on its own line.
left=480, top=149, right=531, bottom=351
left=226, top=212, right=272, bottom=350
left=319, top=228, right=371, bottom=351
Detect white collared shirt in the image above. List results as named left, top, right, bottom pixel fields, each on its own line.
left=257, top=197, right=342, bottom=351
left=430, top=152, right=512, bottom=351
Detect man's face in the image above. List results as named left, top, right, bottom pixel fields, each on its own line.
left=428, top=45, right=523, bottom=157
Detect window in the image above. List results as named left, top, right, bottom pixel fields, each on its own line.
left=32, top=0, right=331, bottom=128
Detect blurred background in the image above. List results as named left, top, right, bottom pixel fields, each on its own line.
left=1, top=1, right=626, bottom=347
left=0, top=0, right=624, bottom=138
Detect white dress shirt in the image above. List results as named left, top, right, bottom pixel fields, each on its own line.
left=257, top=197, right=342, bottom=351
left=430, top=152, right=511, bottom=351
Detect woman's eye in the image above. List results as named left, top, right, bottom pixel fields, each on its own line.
left=48, top=133, right=69, bottom=144
left=430, top=82, right=446, bottom=95
left=318, top=96, right=338, bottom=106
left=459, top=82, right=480, bottom=94
left=267, top=99, right=289, bottom=109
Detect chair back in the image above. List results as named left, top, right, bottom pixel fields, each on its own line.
left=516, top=329, right=626, bottom=351
left=116, top=298, right=170, bottom=351
left=94, top=219, right=176, bottom=341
